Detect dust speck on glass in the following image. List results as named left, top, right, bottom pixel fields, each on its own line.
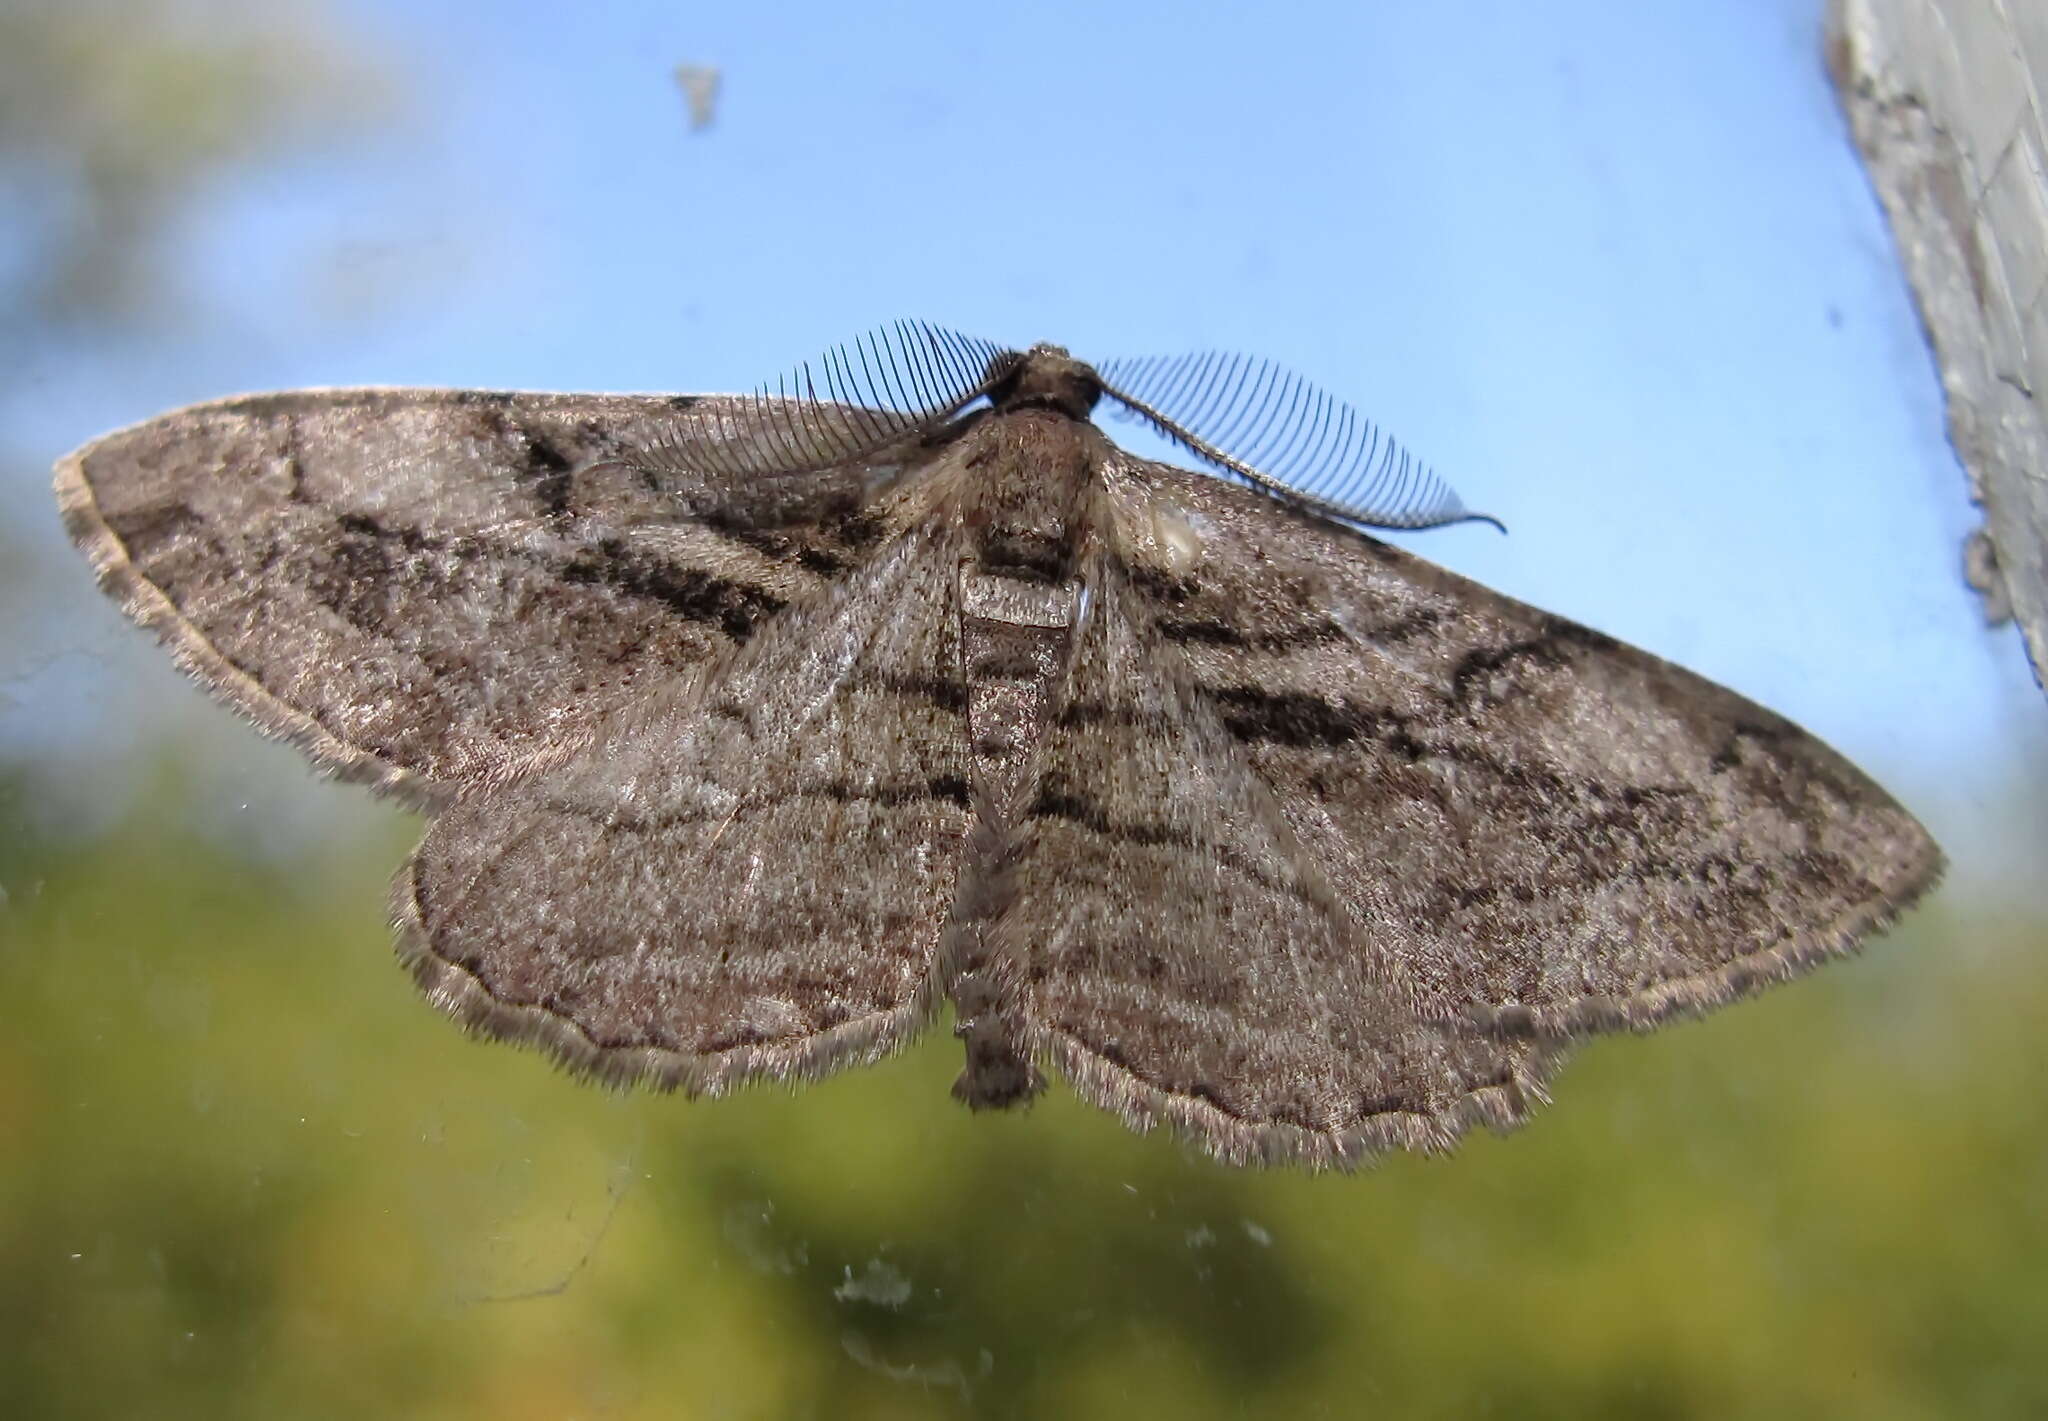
left=53, top=322, right=1942, bottom=1169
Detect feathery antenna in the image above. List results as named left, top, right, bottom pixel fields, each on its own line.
left=629, top=326, right=1498, bottom=534
left=631, top=321, right=1010, bottom=480
left=1095, top=351, right=1502, bottom=533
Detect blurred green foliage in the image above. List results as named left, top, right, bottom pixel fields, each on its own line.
left=0, top=1, right=387, bottom=335
left=0, top=763, right=2042, bottom=1420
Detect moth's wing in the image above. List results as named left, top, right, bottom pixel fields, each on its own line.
left=1101, top=453, right=1944, bottom=1038
left=393, top=518, right=973, bottom=1091
left=56, top=389, right=898, bottom=806
left=979, top=553, right=1562, bottom=1169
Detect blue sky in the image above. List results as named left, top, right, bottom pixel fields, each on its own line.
left=8, top=0, right=2042, bottom=887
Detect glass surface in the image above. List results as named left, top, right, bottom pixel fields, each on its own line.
left=3, top=2, right=2041, bottom=1416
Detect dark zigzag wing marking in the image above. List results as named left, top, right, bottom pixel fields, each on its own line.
left=982, top=554, right=1561, bottom=1167
left=1100, top=451, right=1943, bottom=1036
left=57, top=388, right=919, bottom=801
left=396, top=522, right=976, bottom=1091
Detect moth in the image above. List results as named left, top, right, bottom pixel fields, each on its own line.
left=56, top=323, right=1942, bottom=1168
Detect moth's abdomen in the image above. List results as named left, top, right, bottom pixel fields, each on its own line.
left=944, top=585, right=1072, bottom=1112
left=958, top=575, right=1073, bottom=813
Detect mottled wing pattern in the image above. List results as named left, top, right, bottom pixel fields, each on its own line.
left=981, top=549, right=1561, bottom=1167
left=56, top=355, right=1941, bottom=1164
left=1100, top=453, right=1944, bottom=1039
left=55, top=389, right=897, bottom=805
left=395, top=516, right=976, bottom=1090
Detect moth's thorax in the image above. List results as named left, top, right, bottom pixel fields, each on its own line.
left=955, top=407, right=1103, bottom=588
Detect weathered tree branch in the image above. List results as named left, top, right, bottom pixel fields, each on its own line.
left=1829, top=0, right=2048, bottom=699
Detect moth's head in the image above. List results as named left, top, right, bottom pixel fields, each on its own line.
left=983, top=343, right=1103, bottom=421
